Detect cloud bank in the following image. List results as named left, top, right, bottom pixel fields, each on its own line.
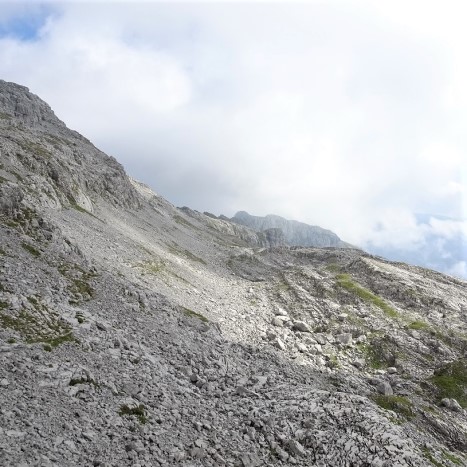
left=0, top=1, right=465, bottom=277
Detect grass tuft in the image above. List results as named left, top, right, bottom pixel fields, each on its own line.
left=119, top=404, right=148, bottom=424
left=21, top=242, right=40, bottom=257
left=336, top=274, right=399, bottom=318
left=430, top=359, right=467, bottom=408
left=181, top=306, right=208, bottom=323
left=408, top=320, right=429, bottom=331
left=373, top=395, right=414, bottom=419
left=0, top=307, right=77, bottom=349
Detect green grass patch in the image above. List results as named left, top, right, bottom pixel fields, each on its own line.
left=44, top=134, right=68, bottom=149
left=442, top=451, right=463, bottom=465
left=119, top=404, right=148, bottom=424
left=336, top=274, right=399, bottom=318
left=325, top=263, right=342, bottom=273
left=0, top=112, right=12, bottom=120
left=181, top=306, right=208, bottom=323
left=327, top=354, right=340, bottom=369
left=407, top=320, right=429, bottom=331
left=18, top=140, right=52, bottom=158
left=69, top=199, right=87, bottom=213
left=173, top=214, right=195, bottom=228
left=10, top=171, right=23, bottom=182
left=138, top=244, right=154, bottom=256
left=0, top=308, right=77, bottom=348
left=0, top=301, right=9, bottom=310
left=21, top=242, right=41, bottom=257
left=76, top=313, right=85, bottom=324
left=430, top=359, right=467, bottom=408
left=71, top=278, right=93, bottom=297
left=67, top=196, right=101, bottom=221
left=58, top=263, right=96, bottom=302
left=169, top=244, right=207, bottom=265
left=183, top=249, right=206, bottom=265
left=4, top=220, right=19, bottom=228
left=358, top=343, right=385, bottom=369
left=373, top=395, right=414, bottom=419
left=0, top=247, right=5, bottom=256
left=69, top=377, right=98, bottom=388
left=1, top=207, right=39, bottom=236
left=358, top=337, right=399, bottom=369
left=139, top=260, right=165, bottom=275
left=421, top=448, right=443, bottom=467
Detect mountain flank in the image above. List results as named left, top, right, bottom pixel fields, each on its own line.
left=0, top=80, right=466, bottom=466
left=230, top=211, right=352, bottom=249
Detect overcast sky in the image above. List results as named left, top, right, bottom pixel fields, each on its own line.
left=0, top=1, right=466, bottom=277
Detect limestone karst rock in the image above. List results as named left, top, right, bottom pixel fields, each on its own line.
left=231, top=210, right=352, bottom=248
left=0, top=80, right=466, bottom=466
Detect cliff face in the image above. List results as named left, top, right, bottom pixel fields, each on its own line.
left=231, top=210, right=352, bottom=248
left=0, top=80, right=140, bottom=212
left=0, top=81, right=466, bottom=467
left=179, top=207, right=286, bottom=249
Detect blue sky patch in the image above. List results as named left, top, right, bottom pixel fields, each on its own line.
left=0, top=7, right=53, bottom=41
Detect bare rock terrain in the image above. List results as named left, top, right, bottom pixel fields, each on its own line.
left=0, top=80, right=466, bottom=466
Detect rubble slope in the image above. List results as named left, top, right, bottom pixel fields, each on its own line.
left=0, top=80, right=466, bottom=467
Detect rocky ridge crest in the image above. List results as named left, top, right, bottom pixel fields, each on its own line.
left=231, top=211, right=352, bottom=249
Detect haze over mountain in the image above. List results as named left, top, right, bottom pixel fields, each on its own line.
left=0, top=2, right=465, bottom=281
left=228, top=211, right=467, bottom=280
left=0, top=81, right=466, bottom=466
left=230, top=211, right=352, bottom=249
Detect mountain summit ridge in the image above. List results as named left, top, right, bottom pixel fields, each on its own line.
left=0, top=81, right=466, bottom=466
left=231, top=210, right=352, bottom=249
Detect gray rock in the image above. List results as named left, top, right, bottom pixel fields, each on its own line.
left=240, top=452, right=261, bottom=467
left=271, top=317, right=284, bottom=327
left=292, top=321, right=311, bottom=333
left=288, top=439, right=306, bottom=456
left=377, top=381, right=393, bottom=396
left=274, top=307, right=288, bottom=316
left=441, top=398, right=462, bottom=412
left=273, top=338, right=286, bottom=350
left=336, top=333, right=352, bottom=345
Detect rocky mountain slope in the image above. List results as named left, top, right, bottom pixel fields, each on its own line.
left=230, top=211, right=352, bottom=249
left=0, top=80, right=466, bottom=467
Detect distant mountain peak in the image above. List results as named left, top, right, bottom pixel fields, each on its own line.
left=231, top=210, right=352, bottom=249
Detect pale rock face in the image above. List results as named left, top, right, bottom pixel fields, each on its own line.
left=377, top=381, right=394, bottom=396
left=336, top=333, right=353, bottom=346
left=292, top=321, right=311, bottom=333
left=0, top=80, right=466, bottom=466
left=274, top=307, right=288, bottom=316
left=231, top=210, right=353, bottom=248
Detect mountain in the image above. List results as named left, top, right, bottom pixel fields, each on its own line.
left=231, top=211, right=353, bottom=249
left=0, top=80, right=466, bottom=466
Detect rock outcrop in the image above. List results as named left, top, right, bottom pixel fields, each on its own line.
left=231, top=210, right=352, bottom=248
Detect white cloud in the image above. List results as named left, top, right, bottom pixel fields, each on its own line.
left=0, top=1, right=466, bottom=273
left=428, top=218, right=467, bottom=239
left=447, top=261, right=467, bottom=279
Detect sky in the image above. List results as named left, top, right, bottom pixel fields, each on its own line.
left=0, top=0, right=466, bottom=277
